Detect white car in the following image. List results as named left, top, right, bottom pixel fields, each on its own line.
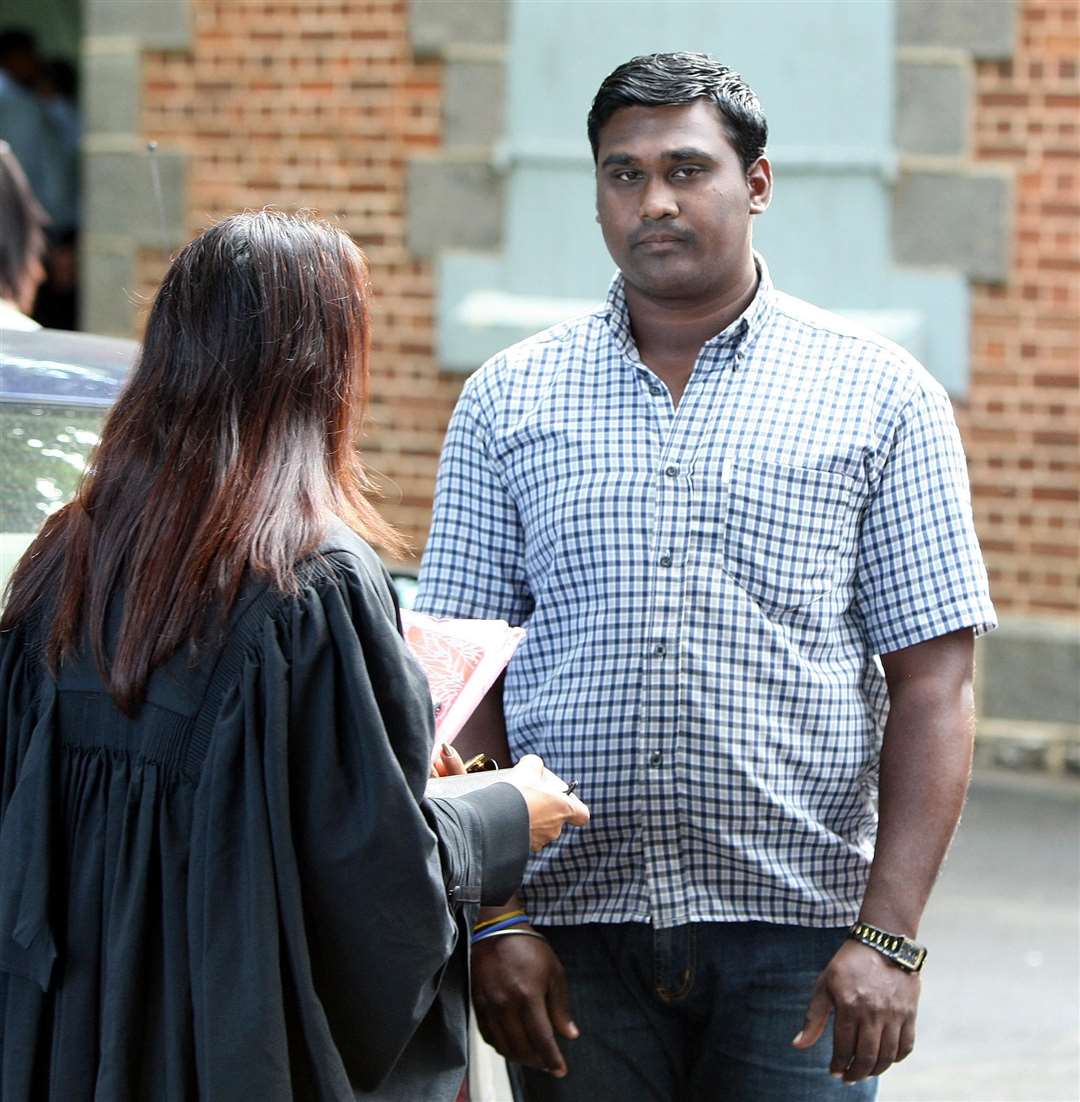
left=0, top=327, right=135, bottom=592
left=0, top=327, right=419, bottom=606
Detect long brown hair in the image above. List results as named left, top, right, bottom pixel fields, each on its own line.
left=2, top=209, right=401, bottom=713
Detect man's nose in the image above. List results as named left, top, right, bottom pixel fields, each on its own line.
left=639, top=178, right=678, bottom=221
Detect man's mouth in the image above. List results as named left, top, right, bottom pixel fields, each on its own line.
left=633, top=234, right=688, bottom=249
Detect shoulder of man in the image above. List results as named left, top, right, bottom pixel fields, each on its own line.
left=466, top=305, right=609, bottom=395
left=769, top=288, right=945, bottom=401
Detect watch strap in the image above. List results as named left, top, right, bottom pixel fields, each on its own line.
left=849, top=920, right=927, bottom=974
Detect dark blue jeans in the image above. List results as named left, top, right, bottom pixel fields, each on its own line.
left=512, top=922, right=879, bottom=1102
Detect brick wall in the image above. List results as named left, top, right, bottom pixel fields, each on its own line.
left=128, top=0, right=1078, bottom=602
left=138, top=0, right=462, bottom=560
left=963, top=0, right=1079, bottom=617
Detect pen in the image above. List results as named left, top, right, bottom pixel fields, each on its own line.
left=564, top=780, right=578, bottom=797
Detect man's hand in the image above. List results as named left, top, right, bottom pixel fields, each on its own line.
left=472, top=931, right=579, bottom=1078
left=792, top=940, right=918, bottom=1083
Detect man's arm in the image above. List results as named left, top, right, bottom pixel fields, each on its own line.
left=450, top=673, right=511, bottom=765
left=793, top=627, right=976, bottom=1083
left=451, top=676, right=581, bottom=1079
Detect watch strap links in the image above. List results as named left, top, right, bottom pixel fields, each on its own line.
left=849, top=920, right=927, bottom=973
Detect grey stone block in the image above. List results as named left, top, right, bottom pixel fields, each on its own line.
left=410, top=0, right=506, bottom=56
left=893, top=168, right=1011, bottom=282
left=980, top=620, right=1080, bottom=726
left=444, top=59, right=505, bottom=147
left=897, top=0, right=1017, bottom=60
left=84, top=149, right=188, bottom=248
left=86, top=0, right=193, bottom=50
left=896, top=60, right=971, bottom=156
left=83, top=47, right=140, bottom=137
left=407, top=158, right=503, bottom=255
left=80, top=237, right=136, bottom=337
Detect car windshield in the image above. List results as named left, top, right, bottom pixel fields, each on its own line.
left=0, top=402, right=108, bottom=594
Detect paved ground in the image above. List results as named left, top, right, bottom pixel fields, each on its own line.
left=880, top=768, right=1080, bottom=1102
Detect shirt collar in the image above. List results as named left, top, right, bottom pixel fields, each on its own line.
left=603, top=251, right=774, bottom=365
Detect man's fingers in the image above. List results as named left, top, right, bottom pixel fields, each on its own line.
left=845, top=1017, right=882, bottom=1082
left=473, top=975, right=562, bottom=1072
left=480, top=1001, right=543, bottom=1070
left=474, top=1006, right=511, bottom=1063
left=791, top=979, right=831, bottom=1049
left=829, top=1006, right=858, bottom=1077
left=897, top=1015, right=917, bottom=1062
left=870, top=1020, right=902, bottom=1078
left=547, top=967, right=580, bottom=1041
left=519, top=997, right=567, bottom=1076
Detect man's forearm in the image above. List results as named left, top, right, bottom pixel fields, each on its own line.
left=450, top=674, right=520, bottom=917
left=862, top=629, right=976, bottom=935
left=452, top=673, right=512, bottom=765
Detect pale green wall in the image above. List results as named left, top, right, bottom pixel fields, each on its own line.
left=438, top=0, right=969, bottom=391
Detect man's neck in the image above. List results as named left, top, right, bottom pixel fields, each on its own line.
left=623, top=257, right=760, bottom=404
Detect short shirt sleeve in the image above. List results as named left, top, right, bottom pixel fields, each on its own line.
left=853, top=378, right=997, bottom=655
left=416, top=374, right=533, bottom=625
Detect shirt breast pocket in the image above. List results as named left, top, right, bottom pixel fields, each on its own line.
left=721, top=460, right=865, bottom=616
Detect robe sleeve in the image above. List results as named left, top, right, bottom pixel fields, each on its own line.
left=188, top=546, right=529, bottom=1098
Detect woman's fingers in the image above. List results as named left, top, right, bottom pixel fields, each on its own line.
left=432, top=743, right=468, bottom=776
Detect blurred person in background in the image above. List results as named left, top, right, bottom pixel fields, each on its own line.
left=40, top=57, right=80, bottom=154
left=0, top=139, right=47, bottom=331
left=417, top=52, right=996, bottom=1102
left=32, top=55, right=80, bottom=330
left=0, top=210, right=588, bottom=1101
left=0, top=29, right=80, bottom=330
left=0, top=29, right=52, bottom=226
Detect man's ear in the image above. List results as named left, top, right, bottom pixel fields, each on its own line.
left=747, top=155, right=773, bottom=215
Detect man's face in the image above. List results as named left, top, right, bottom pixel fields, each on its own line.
left=594, top=99, right=770, bottom=303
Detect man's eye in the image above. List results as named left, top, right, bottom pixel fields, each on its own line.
left=672, top=165, right=703, bottom=178
left=613, top=170, right=641, bottom=182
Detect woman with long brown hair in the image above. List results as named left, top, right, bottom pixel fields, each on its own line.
left=0, top=210, right=587, bottom=1100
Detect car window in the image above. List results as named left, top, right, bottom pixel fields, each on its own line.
left=390, top=571, right=419, bottom=610
left=0, top=402, right=108, bottom=596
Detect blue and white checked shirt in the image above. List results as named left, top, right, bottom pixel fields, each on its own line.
left=416, top=257, right=996, bottom=929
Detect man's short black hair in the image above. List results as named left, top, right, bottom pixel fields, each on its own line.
left=588, top=52, right=768, bottom=172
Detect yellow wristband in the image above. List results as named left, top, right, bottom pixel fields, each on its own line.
left=472, top=908, right=526, bottom=933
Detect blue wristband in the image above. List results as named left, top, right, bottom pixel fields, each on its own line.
left=470, top=914, right=529, bottom=943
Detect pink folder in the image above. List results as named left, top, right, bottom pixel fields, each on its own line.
left=400, top=609, right=526, bottom=762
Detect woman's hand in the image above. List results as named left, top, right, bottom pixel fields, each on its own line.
left=501, top=754, right=589, bottom=851
left=430, top=742, right=468, bottom=778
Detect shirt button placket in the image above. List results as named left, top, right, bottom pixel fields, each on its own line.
left=645, top=450, right=685, bottom=924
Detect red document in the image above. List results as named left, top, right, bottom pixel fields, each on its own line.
left=400, top=609, right=526, bottom=761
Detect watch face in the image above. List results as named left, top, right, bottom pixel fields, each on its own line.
left=895, top=941, right=926, bottom=971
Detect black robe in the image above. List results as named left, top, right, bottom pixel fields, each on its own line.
left=0, top=526, right=528, bottom=1100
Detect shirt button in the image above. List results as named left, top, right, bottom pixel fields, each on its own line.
left=649, top=750, right=663, bottom=766
left=659, top=553, right=672, bottom=568
left=653, top=643, right=666, bottom=657
left=664, top=465, right=679, bottom=478
left=649, top=384, right=663, bottom=397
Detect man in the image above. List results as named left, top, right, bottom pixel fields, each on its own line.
left=416, top=52, right=995, bottom=1101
